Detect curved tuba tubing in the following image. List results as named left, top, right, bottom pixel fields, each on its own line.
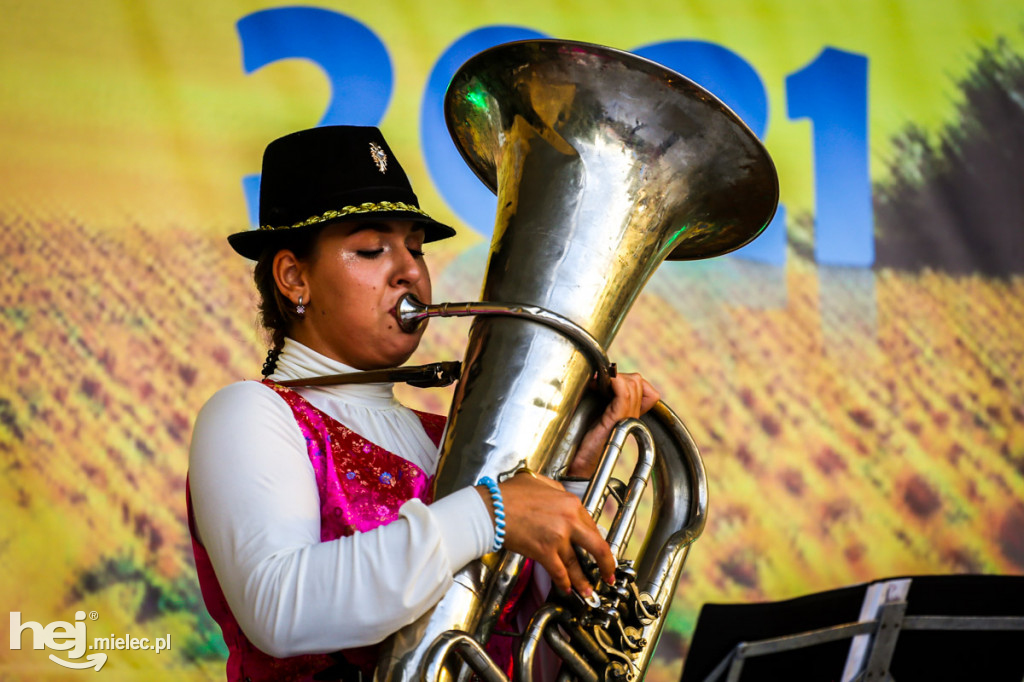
left=374, top=39, right=778, bottom=682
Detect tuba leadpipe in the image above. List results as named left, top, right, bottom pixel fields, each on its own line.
left=374, top=38, right=778, bottom=682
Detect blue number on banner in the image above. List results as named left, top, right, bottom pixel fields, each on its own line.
left=787, top=48, right=872, bottom=266
left=635, top=40, right=785, bottom=265
left=421, top=26, right=547, bottom=237
left=237, top=7, right=393, bottom=227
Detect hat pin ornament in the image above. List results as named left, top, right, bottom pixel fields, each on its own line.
left=369, top=142, right=388, bottom=173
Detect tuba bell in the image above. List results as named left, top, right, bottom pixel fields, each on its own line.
left=375, top=39, right=779, bottom=682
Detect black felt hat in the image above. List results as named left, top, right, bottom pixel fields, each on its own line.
left=228, top=126, right=456, bottom=260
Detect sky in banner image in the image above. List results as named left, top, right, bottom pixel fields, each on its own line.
left=1, top=0, right=1023, bottom=680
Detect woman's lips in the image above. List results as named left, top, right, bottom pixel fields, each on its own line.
left=389, top=304, right=412, bottom=332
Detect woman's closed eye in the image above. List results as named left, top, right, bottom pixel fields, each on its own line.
left=355, top=247, right=423, bottom=259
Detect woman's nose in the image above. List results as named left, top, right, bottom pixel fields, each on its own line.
left=391, top=247, right=424, bottom=287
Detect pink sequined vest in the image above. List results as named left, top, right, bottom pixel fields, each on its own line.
left=187, top=381, right=445, bottom=682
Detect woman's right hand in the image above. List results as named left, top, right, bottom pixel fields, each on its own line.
left=476, top=473, right=616, bottom=599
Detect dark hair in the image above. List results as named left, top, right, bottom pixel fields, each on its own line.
left=253, top=228, right=325, bottom=376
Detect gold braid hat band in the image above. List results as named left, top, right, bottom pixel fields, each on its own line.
left=259, top=201, right=432, bottom=232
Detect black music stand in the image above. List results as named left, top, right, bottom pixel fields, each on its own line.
left=679, top=575, right=1024, bottom=682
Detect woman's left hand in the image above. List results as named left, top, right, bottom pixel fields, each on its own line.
left=567, top=372, right=661, bottom=478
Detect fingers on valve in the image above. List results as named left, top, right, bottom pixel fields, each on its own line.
left=569, top=508, right=616, bottom=585
left=561, top=547, right=592, bottom=597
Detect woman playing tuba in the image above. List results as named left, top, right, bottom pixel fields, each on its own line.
left=186, top=125, right=660, bottom=682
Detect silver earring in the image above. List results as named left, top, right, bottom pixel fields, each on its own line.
left=296, top=296, right=306, bottom=315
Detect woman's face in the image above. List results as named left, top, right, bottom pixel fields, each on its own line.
left=286, top=220, right=432, bottom=370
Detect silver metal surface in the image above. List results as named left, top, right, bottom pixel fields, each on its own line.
left=518, top=606, right=563, bottom=682
left=432, top=37, right=774, bottom=493
left=514, top=402, right=708, bottom=682
left=422, top=632, right=509, bottom=682
left=395, top=294, right=616, bottom=392
left=704, top=622, right=878, bottom=682
left=519, top=605, right=605, bottom=682
left=376, top=37, right=775, bottom=682
left=375, top=557, right=496, bottom=682
left=635, top=402, right=708, bottom=604
left=902, top=615, right=1024, bottom=630
left=448, top=40, right=778, bottom=264
left=600, top=402, right=709, bottom=678
left=862, top=601, right=905, bottom=680
left=581, top=418, right=654, bottom=559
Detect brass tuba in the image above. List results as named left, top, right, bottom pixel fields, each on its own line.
left=376, top=39, right=778, bottom=682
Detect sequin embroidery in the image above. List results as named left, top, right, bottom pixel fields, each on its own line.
left=186, top=380, right=446, bottom=682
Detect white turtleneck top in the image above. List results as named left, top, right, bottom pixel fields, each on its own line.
left=188, top=338, right=495, bottom=658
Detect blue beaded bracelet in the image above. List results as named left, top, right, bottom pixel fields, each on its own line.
left=477, top=476, right=506, bottom=553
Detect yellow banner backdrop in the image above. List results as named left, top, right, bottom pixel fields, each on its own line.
left=1, top=1, right=1023, bottom=679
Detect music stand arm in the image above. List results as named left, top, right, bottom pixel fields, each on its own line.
left=702, top=621, right=877, bottom=682
left=700, top=603, right=1024, bottom=682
